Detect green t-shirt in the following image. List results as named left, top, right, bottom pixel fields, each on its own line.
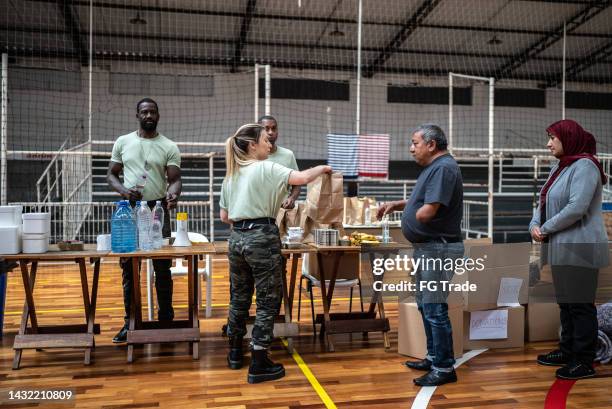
left=267, top=146, right=298, bottom=170
left=220, top=161, right=293, bottom=221
left=110, top=131, right=181, bottom=201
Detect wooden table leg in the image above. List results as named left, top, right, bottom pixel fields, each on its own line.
left=13, top=260, right=38, bottom=370
left=288, top=254, right=300, bottom=320
left=127, top=257, right=140, bottom=363
left=367, top=251, right=391, bottom=348
left=317, top=252, right=341, bottom=352
left=84, top=258, right=100, bottom=364
left=77, top=258, right=93, bottom=365
left=281, top=255, right=293, bottom=353
left=189, top=255, right=200, bottom=360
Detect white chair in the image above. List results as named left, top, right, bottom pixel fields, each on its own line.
left=297, top=254, right=363, bottom=337
left=146, top=232, right=212, bottom=320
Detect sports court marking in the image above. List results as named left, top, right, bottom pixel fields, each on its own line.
left=410, top=348, right=488, bottom=409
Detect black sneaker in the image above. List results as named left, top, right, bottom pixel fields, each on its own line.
left=537, top=350, right=569, bottom=366
left=555, top=362, right=595, bottom=380
left=112, top=326, right=128, bottom=343
left=413, top=369, right=457, bottom=386
left=404, top=358, right=432, bottom=371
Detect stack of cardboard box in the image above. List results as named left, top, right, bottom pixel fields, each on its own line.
left=459, top=242, right=529, bottom=350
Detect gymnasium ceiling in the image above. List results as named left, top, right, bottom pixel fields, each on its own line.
left=1, top=0, right=612, bottom=85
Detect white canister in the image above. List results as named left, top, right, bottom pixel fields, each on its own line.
left=0, top=205, right=22, bottom=227
left=0, top=226, right=21, bottom=254
left=22, top=233, right=49, bottom=254
left=22, top=213, right=51, bottom=234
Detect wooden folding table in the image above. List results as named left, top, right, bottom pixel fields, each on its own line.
left=3, top=245, right=106, bottom=369
left=105, top=243, right=216, bottom=363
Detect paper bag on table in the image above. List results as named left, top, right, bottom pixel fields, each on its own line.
left=276, top=203, right=304, bottom=238
left=305, top=172, right=344, bottom=224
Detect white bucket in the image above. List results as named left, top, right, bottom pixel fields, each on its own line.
left=0, top=226, right=21, bottom=254
left=22, top=213, right=51, bottom=234
left=0, top=206, right=22, bottom=227
left=22, top=233, right=49, bottom=254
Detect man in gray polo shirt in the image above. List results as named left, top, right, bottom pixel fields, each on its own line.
left=378, top=124, right=464, bottom=386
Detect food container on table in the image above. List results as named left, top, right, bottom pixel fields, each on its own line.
left=22, top=213, right=51, bottom=234
left=0, top=226, right=21, bottom=254
left=22, top=233, right=49, bottom=254
left=0, top=206, right=22, bottom=227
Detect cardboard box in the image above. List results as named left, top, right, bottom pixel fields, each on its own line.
left=306, top=252, right=360, bottom=281
left=398, top=296, right=463, bottom=359
left=463, top=306, right=525, bottom=350
left=458, top=242, right=531, bottom=311
left=603, top=212, right=612, bottom=239
left=526, top=301, right=560, bottom=342
left=453, top=265, right=529, bottom=311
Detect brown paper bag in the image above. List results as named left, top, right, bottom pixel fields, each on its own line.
left=276, top=203, right=305, bottom=237
left=305, top=172, right=344, bottom=224
left=363, top=196, right=378, bottom=224
left=343, top=197, right=365, bottom=225
left=343, top=196, right=377, bottom=225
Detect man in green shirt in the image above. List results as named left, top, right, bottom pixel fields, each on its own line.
left=107, top=98, right=182, bottom=343
left=259, top=115, right=300, bottom=209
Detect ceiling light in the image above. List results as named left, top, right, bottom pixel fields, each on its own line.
left=329, top=22, right=345, bottom=37
left=130, top=11, right=147, bottom=25
left=488, top=35, right=502, bottom=45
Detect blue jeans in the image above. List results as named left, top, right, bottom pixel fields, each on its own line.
left=413, top=241, right=464, bottom=371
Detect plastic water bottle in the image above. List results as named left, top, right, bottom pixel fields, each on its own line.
left=111, top=200, right=137, bottom=253
left=151, top=200, right=165, bottom=249
left=134, top=201, right=140, bottom=246
left=381, top=214, right=390, bottom=243
left=364, top=206, right=371, bottom=225
left=136, top=201, right=153, bottom=251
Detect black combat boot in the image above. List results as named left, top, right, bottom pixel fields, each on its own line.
left=247, top=349, right=285, bottom=384
left=227, top=337, right=244, bottom=369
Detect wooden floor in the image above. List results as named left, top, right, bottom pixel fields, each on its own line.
left=1, top=257, right=611, bottom=408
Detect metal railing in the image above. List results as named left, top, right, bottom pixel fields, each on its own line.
left=10, top=201, right=211, bottom=243
left=462, top=200, right=489, bottom=239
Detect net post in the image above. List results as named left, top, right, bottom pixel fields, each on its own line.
left=355, top=0, right=363, bottom=135
left=264, top=64, right=271, bottom=115
left=209, top=154, right=215, bottom=242
left=1, top=53, right=7, bottom=205
left=448, top=72, right=453, bottom=154
left=254, top=64, right=260, bottom=121
left=488, top=77, right=495, bottom=239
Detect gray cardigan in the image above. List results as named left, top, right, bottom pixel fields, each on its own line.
left=529, top=158, right=609, bottom=268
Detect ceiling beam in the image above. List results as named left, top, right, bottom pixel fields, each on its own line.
left=364, top=0, right=442, bottom=78
left=547, top=39, right=612, bottom=87
left=4, top=25, right=586, bottom=63
left=57, top=0, right=87, bottom=66
left=231, top=0, right=256, bottom=73
left=6, top=46, right=612, bottom=84
left=23, top=0, right=612, bottom=39
left=494, top=0, right=610, bottom=79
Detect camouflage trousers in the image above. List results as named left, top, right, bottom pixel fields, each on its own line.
left=227, top=223, right=283, bottom=349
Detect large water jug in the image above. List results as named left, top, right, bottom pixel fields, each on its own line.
left=137, top=202, right=153, bottom=251
left=151, top=201, right=165, bottom=249
left=111, top=200, right=137, bottom=253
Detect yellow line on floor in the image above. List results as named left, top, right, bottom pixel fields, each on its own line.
left=281, top=338, right=337, bottom=409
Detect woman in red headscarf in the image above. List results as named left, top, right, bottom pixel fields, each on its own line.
left=529, top=119, right=609, bottom=380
